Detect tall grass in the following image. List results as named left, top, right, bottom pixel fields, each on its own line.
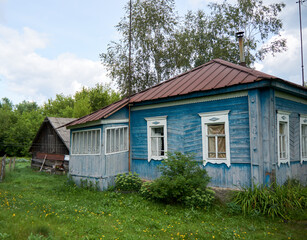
left=232, top=181, right=307, bottom=220
left=0, top=162, right=306, bottom=239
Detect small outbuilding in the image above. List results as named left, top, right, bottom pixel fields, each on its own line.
left=30, top=117, right=76, bottom=172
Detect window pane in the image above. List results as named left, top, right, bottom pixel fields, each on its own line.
left=279, top=122, right=287, bottom=159
left=208, top=136, right=216, bottom=158
left=152, top=127, right=163, bottom=136
left=151, top=137, right=158, bottom=156
left=96, top=130, right=100, bottom=154
left=124, top=127, right=128, bottom=150
left=279, top=122, right=286, bottom=134
left=158, top=137, right=165, bottom=156
left=218, top=136, right=226, bottom=153
left=116, top=129, right=119, bottom=151
left=208, top=124, right=224, bottom=135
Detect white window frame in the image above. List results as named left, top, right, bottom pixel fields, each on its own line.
left=145, top=116, right=167, bottom=162
left=277, top=111, right=290, bottom=166
left=199, top=110, right=230, bottom=167
left=300, top=114, right=307, bottom=164
left=71, top=128, right=101, bottom=155
left=105, top=126, right=129, bottom=155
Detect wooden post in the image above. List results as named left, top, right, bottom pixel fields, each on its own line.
left=40, top=155, right=47, bottom=172
left=0, top=155, right=6, bottom=182
left=13, top=157, right=16, bottom=170
left=9, top=157, right=12, bottom=171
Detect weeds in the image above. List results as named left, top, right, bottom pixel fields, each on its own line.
left=232, top=181, right=306, bottom=220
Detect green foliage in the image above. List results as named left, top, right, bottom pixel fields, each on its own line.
left=0, top=83, right=120, bottom=156
left=140, top=152, right=213, bottom=207
left=0, top=98, right=44, bottom=157
left=115, top=172, right=143, bottom=192
left=184, top=188, right=215, bottom=208
left=232, top=182, right=306, bottom=220
left=42, top=94, right=74, bottom=118
left=1, top=162, right=306, bottom=239
left=101, top=0, right=179, bottom=96
left=101, top=0, right=286, bottom=94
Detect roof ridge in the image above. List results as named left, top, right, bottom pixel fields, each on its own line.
left=212, top=58, right=278, bottom=80
left=131, top=60, right=216, bottom=99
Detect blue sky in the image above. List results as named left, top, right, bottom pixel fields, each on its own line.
left=0, top=0, right=306, bottom=105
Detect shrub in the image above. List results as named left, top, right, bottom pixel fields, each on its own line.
left=115, top=172, right=142, bottom=192
left=232, top=182, right=306, bottom=220
left=184, top=188, right=215, bottom=208
left=140, top=152, right=213, bottom=207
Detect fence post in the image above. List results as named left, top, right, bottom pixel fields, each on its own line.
left=0, top=155, right=6, bottom=182
left=13, top=157, right=16, bottom=170
left=9, top=157, right=12, bottom=171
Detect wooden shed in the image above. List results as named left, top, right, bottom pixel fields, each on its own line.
left=30, top=117, right=76, bottom=172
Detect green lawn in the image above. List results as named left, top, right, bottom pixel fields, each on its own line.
left=0, top=161, right=306, bottom=240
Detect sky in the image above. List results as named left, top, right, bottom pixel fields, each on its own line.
left=0, top=0, right=306, bottom=106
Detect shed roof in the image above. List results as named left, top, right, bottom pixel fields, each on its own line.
left=48, top=117, right=76, bottom=149
left=30, top=117, right=76, bottom=151
left=67, top=58, right=305, bottom=127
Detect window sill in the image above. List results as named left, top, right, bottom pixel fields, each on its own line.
left=278, top=159, right=290, bottom=167
left=105, top=150, right=128, bottom=156
left=203, top=159, right=230, bottom=167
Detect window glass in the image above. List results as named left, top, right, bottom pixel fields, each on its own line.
left=146, top=116, right=167, bottom=161
left=207, top=124, right=226, bottom=159
left=199, top=110, right=230, bottom=167
left=105, top=126, right=128, bottom=154
left=151, top=127, right=164, bottom=157
left=277, top=112, right=290, bottom=166
left=71, top=129, right=100, bottom=155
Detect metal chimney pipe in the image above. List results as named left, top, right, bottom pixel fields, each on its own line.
left=236, top=31, right=246, bottom=66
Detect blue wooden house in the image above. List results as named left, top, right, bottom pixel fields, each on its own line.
left=66, top=59, right=307, bottom=190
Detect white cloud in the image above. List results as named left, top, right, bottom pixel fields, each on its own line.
left=0, top=25, right=111, bottom=105
left=255, top=28, right=307, bottom=85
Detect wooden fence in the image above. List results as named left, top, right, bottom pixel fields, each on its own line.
left=0, top=155, right=16, bottom=182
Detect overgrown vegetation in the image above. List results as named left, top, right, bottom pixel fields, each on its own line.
left=231, top=181, right=307, bottom=220
left=115, top=172, right=143, bottom=192
left=0, top=84, right=120, bottom=157
left=0, top=161, right=306, bottom=239
left=140, top=152, right=214, bottom=207
left=101, top=0, right=286, bottom=95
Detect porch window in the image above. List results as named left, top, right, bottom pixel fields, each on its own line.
left=71, top=129, right=100, bottom=155
left=105, top=126, right=128, bottom=154
left=277, top=112, right=290, bottom=166
left=199, top=110, right=230, bottom=167
left=145, top=116, right=167, bottom=162
left=301, top=115, right=307, bottom=163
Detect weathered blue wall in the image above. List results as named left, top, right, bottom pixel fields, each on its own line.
left=275, top=96, right=307, bottom=185
left=131, top=95, right=251, bottom=188
left=69, top=108, right=129, bottom=190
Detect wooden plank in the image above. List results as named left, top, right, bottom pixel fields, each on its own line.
left=0, top=155, right=6, bottom=182
left=36, top=152, right=65, bottom=161
left=9, top=157, right=12, bottom=171
left=13, top=157, right=16, bottom=170
left=40, top=155, right=47, bottom=172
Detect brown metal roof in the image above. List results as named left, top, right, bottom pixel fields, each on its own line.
left=130, top=59, right=281, bottom=102
left=67, top=98, right=130, bottom=127
left=68, top=58, right=305, bottom=127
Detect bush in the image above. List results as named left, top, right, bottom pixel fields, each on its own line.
left=140, top=152, right=213, bottom=207
left=232, top=182, right=306, bottom=220
left=115, top=172, right=142, bottom=192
